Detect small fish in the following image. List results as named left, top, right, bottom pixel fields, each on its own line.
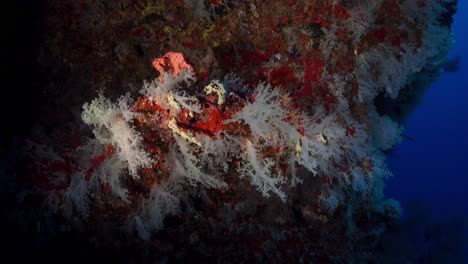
left=443, top=55, right=461, bottom=73
left=424, top=230, right=431, bottom=241
left=401, top=134, right=414, bottom=142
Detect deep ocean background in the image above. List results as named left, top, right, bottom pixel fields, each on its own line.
left=384, top=0, right=468, bottom=260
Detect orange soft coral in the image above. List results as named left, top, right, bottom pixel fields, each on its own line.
left=152, top=52, right=193, bottom=78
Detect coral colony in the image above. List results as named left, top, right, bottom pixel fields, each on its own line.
left=25, top=0, right=456, bottom=262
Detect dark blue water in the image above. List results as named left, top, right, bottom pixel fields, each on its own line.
left=384, top=0, right=468, bottom=260
left=386, top=0, right=468, bottom=216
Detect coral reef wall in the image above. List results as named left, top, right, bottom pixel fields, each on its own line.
left=5, top=0, right=457, bottom=262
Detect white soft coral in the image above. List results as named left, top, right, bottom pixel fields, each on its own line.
left=81, top=94, right=153, bottom=177
left=237, top=140, right=286, bottom=201
left=227, top=83, right=298, bottom=145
